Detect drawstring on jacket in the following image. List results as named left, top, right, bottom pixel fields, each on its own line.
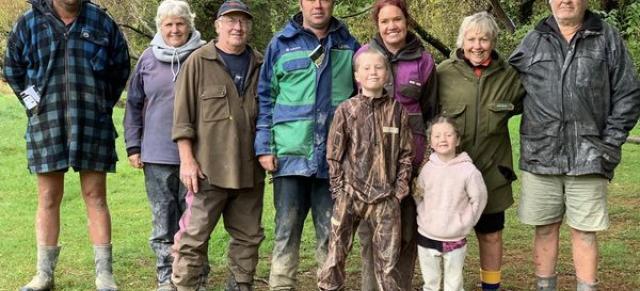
left=150, top=30, right=205, bottom=82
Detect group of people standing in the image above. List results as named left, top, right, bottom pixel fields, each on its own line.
left=4, top=0, right=639, bottom=291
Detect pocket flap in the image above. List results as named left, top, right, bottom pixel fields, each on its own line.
left=283, top=58, right=311, bottom=72
left=441, top=104, right=466, bottom=117
left=201, top=85, right=227, bottom=99
left=80, top=29, right=108, bottom=46
left=488, top=102, right=515, bottom=112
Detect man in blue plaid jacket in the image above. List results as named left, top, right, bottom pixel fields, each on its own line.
left=3, top=0, right=130, bottom=290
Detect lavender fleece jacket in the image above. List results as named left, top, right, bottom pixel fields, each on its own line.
left=414, top=152, right=488, bottom=241
left=124, top=48, right=180, bottom=164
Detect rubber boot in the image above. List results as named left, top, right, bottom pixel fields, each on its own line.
left=577, top=279, right=598, bottom=291
left=225, top=275, right=254, bottom=291
left=196, top=263, right=209, bottom=291
left=20, top=245, right=61, bottom=291
left=536, top=274, right=558, bottom=291
left=94, top=244, right=118, bottom=291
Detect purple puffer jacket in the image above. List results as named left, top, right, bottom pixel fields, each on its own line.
left=358, top=32, right=438, bottom=168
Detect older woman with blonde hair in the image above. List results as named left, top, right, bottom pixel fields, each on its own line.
left=437, top=11, right=524, bottom=291
left=123, top=0, right=205, bottom=290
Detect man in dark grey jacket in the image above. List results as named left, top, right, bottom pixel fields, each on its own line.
left=509, top=0, right=640, bottom=290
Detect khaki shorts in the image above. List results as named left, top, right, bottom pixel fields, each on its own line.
left=518, top=171, right=609, bottom=231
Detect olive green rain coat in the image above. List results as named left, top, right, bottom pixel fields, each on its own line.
left=437, top=51, right=524, bottom=213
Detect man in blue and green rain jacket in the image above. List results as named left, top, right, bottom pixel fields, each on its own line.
left=254, top=0, right=359, bottom=289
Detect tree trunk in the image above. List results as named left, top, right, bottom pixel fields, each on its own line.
left=487, top=0, right=516, bottom=33
left=519, top=0, right=536, bottom=24
left=413, top=24, right=451, bottom=58
left=602, top=0, right=619, bottom=12
left=628, top=136, right=640, bottom=144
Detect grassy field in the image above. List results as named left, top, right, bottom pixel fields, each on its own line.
left=0, top=84, right=639, bottom=290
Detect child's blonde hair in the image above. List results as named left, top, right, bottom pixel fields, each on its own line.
left=353, top=46, right=391, bottom=73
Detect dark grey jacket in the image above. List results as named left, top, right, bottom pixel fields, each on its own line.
left=509, top=11, right=640, bottom=179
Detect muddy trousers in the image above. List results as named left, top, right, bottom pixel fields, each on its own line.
left=269, top=176, right=333, bottom=290
left=359, top=197, right=417, bottom=290
left=318, top=194, right=401, bottom=291
left=171, top=181, right=265, bottom=290
left=143, top=164, right=188, bottom=285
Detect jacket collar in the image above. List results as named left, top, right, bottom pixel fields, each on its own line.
left=449, top=49, right=506, bottom=78
left=31, top=0, right=90, bottom=15
left=198, top=40, right=263, bottom=66
left=535, top=10, right=603, bottom=35
left=371, top=31, right=424, bottom=62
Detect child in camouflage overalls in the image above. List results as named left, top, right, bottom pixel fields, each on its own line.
left=317, top=47, right=414, bottom=291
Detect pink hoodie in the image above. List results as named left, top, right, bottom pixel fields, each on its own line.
left=414, top=152, right=488, bottom=241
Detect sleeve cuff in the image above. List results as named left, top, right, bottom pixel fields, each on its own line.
left=126, top=146, right=141, bottom=156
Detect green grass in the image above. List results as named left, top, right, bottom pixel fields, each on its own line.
left=1, top=87, right=639, bottom=290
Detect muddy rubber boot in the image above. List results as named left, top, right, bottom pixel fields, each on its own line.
left=94, top=244, right=118, bottom=291
left=536, top=274, right=557, bottom=291
left=20, top=245, right=61, bottom=291
left=577, top=279, right=598, bottom=291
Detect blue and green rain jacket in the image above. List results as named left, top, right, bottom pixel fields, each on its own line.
left=255, top=13, right=359, bottom=178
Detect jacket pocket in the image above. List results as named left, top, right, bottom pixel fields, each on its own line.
left=487, top=101, right=514, bottom=135
left=200, top=85, right=230, bottom=121
left=441, top=104, right=466, bottom=137
left=575, top=49, right=606, bottom=89
left=399, top=81, right=422, bottom=99
left=283, top=58, right=311, bottom=72
left=80, top=29, right=109, bottom=72
left=582, top=134, right=620, bottom=173
left=408, top=113, right=426, bottom=136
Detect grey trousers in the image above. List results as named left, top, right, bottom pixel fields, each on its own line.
left=144, top=163, right=187, bottom=284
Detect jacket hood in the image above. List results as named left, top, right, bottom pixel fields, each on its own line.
left=535, top=10, right=603, bottom=34
left=371, top=31, right=424, bottom=61
left=150, top=30, right=205, bottom=81
left=280, top=12, right=347, bottom=39
left=428, top=151, right=472, bottom=167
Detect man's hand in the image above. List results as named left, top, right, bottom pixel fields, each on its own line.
left=258, top=154, right=278, bottom=172
left=127, top=153, right=144, bottom=169
left=180, top=158, right=205, bottom=193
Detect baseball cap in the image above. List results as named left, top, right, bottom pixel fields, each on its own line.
left=216, top=0, right=253, bottom=19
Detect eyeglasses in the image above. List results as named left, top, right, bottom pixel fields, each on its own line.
left=219, top=16, right=252, bottom=27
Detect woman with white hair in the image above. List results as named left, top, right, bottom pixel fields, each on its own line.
left=437, top=11, right=524, bottom=291
left=123, top=1, right=205, bottom=290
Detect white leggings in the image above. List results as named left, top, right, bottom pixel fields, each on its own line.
left=417, top=244, right=467, bottom=291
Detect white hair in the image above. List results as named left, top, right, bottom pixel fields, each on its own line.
left=455, top=11, right=500, bottom=49
left=155, top=0, right=196, bottom=33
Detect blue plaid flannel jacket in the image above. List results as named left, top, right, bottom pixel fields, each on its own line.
left=3, top=0, right=130, bottom=173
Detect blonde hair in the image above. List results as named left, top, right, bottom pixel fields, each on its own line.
left=455, top=11, right=499, bottom=49
left=155, top=0, right=196, bottom=33
left=353, top=46, right=391, bottom=73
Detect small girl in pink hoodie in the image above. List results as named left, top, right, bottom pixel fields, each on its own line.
left=414, top=116, right=488, bottom=291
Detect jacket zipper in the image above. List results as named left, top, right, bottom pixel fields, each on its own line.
left=63, top=31, right=72, bottom=147
left=474, top=77, right=481, bottom=146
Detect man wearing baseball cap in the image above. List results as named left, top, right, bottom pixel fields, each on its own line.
left=170, top=0, right=265, bottom=290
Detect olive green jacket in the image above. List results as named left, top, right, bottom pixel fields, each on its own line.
left=172, top=41, right=265, bottom=189
left=437, top=50, right=524, bottom=213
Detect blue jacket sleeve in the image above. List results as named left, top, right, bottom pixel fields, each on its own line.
left=254, top=41, right=278, bottom=156
left=3, top=15, right=28, bottom=99
left=123, top=55, right=146, bottom=156
left=106, top=20, right=131, bottom=109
